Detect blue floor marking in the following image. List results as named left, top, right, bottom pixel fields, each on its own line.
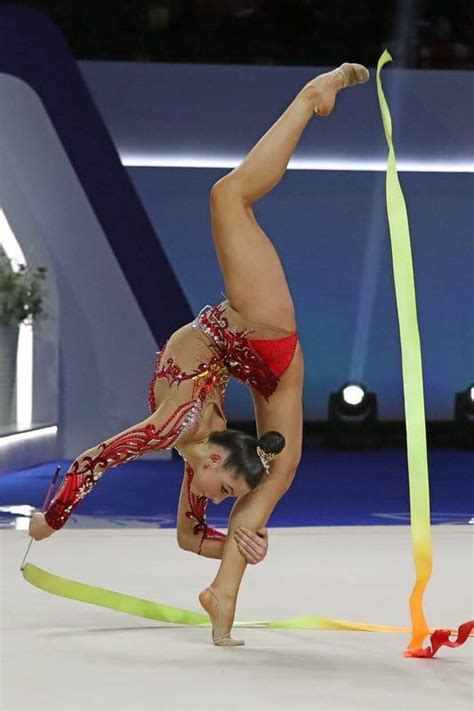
left=0, top=447, right=472, bottom=528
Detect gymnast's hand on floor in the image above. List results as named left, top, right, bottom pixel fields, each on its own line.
left=29, top=512, right=55, bottom=541
left=234, top=527, right=268, bottom=564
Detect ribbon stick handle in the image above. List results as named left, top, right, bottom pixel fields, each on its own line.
left=20, top=465, right=62, bottom=571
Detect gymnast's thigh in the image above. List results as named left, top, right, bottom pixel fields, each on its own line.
left=227, top=350, right=304, bottom=530
left=251, top=343, right=304, bottom=487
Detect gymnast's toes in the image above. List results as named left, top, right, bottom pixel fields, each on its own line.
left=339, top=62, right=370, bottom=87
left=199, top=587, right=244, bottom=647
left=308, top=62, right=369, bottom=116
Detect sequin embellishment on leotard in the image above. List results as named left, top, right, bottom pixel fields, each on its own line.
left=148, top=344, right=229, bottom=419
left=193, top=304, right=279, bottom=400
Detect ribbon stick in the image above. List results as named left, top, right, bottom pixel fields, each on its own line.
left=20, top=465, right=62, bottom=571
left=376, top=50, right=473, bottom=658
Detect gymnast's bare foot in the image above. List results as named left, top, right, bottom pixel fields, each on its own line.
left=199, top=587, right=244, bottom=646
left=304, top=62, right=369, bottom=117
left=29, top=512, right=55, bottom=541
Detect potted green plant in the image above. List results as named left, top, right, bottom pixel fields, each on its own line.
left=0, top=248, right=48, bottom=426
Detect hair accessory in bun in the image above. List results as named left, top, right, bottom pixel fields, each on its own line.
left=256, top=446, right=279, bottom=474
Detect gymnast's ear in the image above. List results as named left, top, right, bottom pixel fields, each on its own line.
left=204, top=451, right=224, bottom=468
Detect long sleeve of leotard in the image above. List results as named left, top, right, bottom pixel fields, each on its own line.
left=44, top=400, right=200, bottom=530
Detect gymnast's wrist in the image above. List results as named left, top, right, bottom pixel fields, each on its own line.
left=196, top=534, right=226, bottom=559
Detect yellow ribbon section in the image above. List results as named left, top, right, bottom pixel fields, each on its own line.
left=376, top=50, right=432, bottom=653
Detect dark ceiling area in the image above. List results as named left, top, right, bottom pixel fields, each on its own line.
left=5, top=0, right=474, bottom=68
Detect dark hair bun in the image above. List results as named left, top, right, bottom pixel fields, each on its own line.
left=257, top=430, right=285, bottom=456
left=207, top=428, right=286, bottom=490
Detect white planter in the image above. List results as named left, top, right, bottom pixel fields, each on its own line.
left=0, top=324, right=19, bottom=426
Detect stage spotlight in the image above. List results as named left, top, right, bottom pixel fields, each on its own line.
left=327, top=382, right=378, bottom=448
left=329, top=382, right=378, bottom=424
left=341, top=383, right=365, bottom=407
left=454, top=384, right=474, bottom=430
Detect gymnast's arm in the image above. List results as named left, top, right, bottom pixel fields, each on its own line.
left=176, top=463, right=269, bottom=562
left=176, top=463, right=226, bottom=559
left=30, top=399, right=201, bottom=537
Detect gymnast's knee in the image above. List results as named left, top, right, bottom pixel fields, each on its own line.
left=210, top=172, right=246, bottom=205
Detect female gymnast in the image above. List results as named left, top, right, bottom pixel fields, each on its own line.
left=29, top=62, right=369, bottom=645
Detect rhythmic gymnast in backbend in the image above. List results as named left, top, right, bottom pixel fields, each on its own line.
left=30, top=62, right=369, bottom=645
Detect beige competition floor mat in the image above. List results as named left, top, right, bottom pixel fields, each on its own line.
left=1, top=525, right=473, bottom=711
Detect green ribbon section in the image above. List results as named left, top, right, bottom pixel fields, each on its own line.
left=23, top=563, right=209, bottom=626
left=376, top=50, right=431, bottom=651
left=23, top=563, right=417, bottom=633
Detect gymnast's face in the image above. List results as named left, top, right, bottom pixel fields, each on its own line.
left=191, top=448, right=251, bottom=504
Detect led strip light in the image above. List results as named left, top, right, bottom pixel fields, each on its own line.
left=121, top=154, right=474, bottom=172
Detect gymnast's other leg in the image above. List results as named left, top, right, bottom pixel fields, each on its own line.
left=199, top=346, right=304, bottom=644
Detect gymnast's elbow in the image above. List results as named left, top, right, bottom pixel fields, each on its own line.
left=177, top=531, right=197, bottom=553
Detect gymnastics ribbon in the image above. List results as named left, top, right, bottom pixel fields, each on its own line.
left=22, top=52, right=473, bottom=658
left=376, top=49, right=473, bottom=657
left=22, top=562, right=470, bottom=649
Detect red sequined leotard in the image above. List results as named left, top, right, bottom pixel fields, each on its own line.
left=44, top=301, right=298, bottom=532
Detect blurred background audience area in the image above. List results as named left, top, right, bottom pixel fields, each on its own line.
left=7, top=0, right=474, bottom=68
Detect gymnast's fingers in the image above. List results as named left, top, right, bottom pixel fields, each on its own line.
left=235, top=537, right=259, bottom=564
left=235, top=529, right=267, bottom=564
left=234, top=531, right=259, bottom=563
left=239, top=527, right=268, bottom=557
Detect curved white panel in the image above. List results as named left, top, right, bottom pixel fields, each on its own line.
left=0, top=208, right=33, bottom=426
left=0, top=73, right=159, bottom=457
